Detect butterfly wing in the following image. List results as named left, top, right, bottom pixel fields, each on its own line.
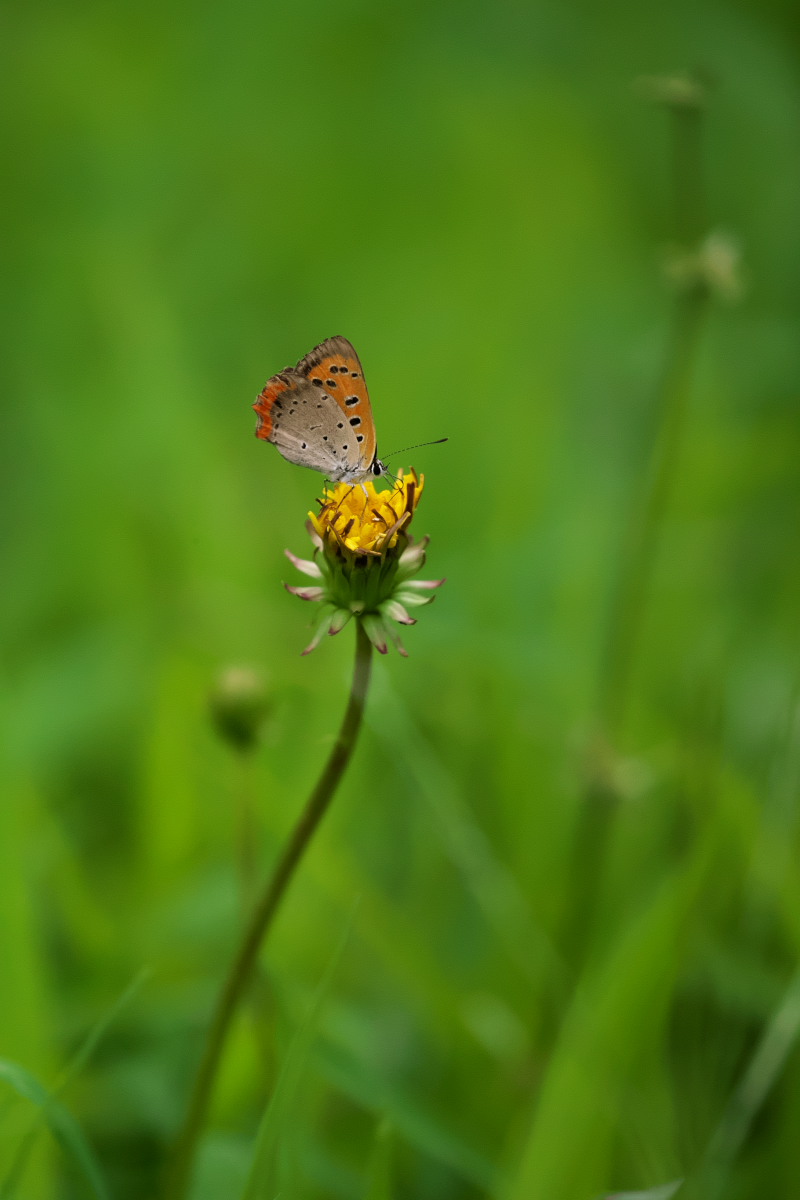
left=254, top=337, right=377, bottom=481
left=295, top=336, right=377, bottom=475
left=253, top=370, right=340, bottom=474
left=256, top=336, right=381, bottom=480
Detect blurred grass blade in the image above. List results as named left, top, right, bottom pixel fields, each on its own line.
left=692, top=966, right=800, bottom=1199
left=239, top=907, right=356, bottom=1200
left=56, top=967, right=151, bottom=1091
left=319, top=1044, right=500, bottom=1193
left=370, top=670, right=562, bottom=991
left=0, top=1060, right=109, bottom=1200
left=365, top=1118, right=393, bottom=1200
left=507, top=839, right=710, bottom=1200
left=1, top=968, right=149, bottom=1198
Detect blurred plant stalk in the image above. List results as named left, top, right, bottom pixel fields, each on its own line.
left=599, top=71, right=724, bottom=742
left=211, top=666, right=278, bottom=1095
left=683, top=964, right=800, bottom=1200
left=571, top=73, right=741, bottom=949
left=596, top=282, right=708, bottom=739
left=210, top=665, right=271, bottom=907
left=166, top=623, right=374, bottom=1200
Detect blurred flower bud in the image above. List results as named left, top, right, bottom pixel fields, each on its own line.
left=210, top=666, right=270, bottom=752
left=663, top=230, right=744, bottom=301
left=634, top=71, right=708, bottom=110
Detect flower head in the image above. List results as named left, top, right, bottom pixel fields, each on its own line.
left=285, top=469, right=444, bottom=655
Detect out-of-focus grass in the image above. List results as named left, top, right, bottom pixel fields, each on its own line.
left=2, top=0, right=800, bottom=1197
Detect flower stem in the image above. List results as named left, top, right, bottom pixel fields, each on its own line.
left=165, top=620, right=374, bottom=1200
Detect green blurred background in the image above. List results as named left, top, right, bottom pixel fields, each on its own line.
left=2, top=0, right=800, bottom=1197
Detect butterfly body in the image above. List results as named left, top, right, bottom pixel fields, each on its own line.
left=254, top=336, right=386, bottom=483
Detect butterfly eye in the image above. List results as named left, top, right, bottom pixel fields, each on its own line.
left=372, top=458, right=384, bottom=477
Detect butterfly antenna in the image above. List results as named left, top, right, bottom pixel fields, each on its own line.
left=382, top=437, right=448, bottom=462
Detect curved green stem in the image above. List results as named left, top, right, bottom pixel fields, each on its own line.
left=165, top=620, right=374, bottom=1200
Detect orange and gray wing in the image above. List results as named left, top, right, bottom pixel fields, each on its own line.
left=254, top=361, right=371, bottom=479
left=294, top=336, right=377, bottom=471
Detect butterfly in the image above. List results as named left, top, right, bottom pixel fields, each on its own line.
left=253, top=336, right=387, bottom=484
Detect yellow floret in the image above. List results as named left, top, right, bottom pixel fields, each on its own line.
left=309, top=470, right=424, bottom=556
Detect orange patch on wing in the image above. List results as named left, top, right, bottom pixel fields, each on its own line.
left=306, top=354, right=375, bottom=460
left=253, top=373, right=293, bottom=440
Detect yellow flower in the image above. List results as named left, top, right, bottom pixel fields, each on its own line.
left=285, top=469, right=443, bottom=656
left=308, top=469, right=424, bottom=558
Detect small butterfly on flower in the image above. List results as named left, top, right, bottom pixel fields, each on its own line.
left=253, top=336, right=387, bottom=484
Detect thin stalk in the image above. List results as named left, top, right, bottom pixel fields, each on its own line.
left=233, top=750, right=259, bottom=912
left=165, top=620, right=374, bottom=1200
left=232, top=749, right=275, bottom=1100
left=597, top=281, right=708, bottom=739
left=672, top=100, right=705, bottom=246
left=567, top=79, right=712, bottom=959
left=597, top=90, right=709, bottom=741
